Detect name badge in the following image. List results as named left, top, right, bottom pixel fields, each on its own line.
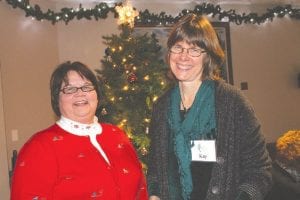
left=191, top=140, right=217, bottom=162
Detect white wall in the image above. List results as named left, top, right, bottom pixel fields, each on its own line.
left=56, top=12, right=119, bottom=69
left=231, top=19, right=300, bottom=141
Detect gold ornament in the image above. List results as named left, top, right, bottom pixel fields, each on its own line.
left=141, top=147, right=148, bottom=155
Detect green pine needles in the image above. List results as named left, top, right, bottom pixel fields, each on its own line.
left=96, top=25, right=173, bottom=169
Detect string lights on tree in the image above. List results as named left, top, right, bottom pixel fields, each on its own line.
left=97, top=26, right=172, bottom=166
left=3, top=0, right=300, bottom=25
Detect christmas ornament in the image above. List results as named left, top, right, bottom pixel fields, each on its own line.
left=101, top=108, right=108, bottom=115
left=106, top=55, right=112, bottom=62
left=105, top=47, right=110, bottom=56
left=141, top=147, right=148, bottom=156
left=128, top=72, right=137, bottom=83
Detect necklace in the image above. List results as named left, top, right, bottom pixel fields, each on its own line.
left=180, top=89, right=190, bottom=119
left=181, top=99, right=188, bottom=113
left=181, top=100, right=189, bottom=118
left=179, top=81, right=201, bottom=118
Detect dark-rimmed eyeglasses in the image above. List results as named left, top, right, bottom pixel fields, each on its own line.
left=60, top=85, right=95, bottom=94
left=169, top=45, right=206, bottom=57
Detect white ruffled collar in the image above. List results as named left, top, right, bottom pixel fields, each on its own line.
left=56, top=116, right=102, bottom=136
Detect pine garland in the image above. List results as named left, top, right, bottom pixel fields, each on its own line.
left=3, top=0, right=300, bottom=25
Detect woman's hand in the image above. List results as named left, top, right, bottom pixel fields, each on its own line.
left=149, top=195, right=160, bottom=200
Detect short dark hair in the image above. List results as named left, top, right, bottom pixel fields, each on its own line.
left=167, top=14, right=225, bottom=80
left=50, top=61, right=100, bottom=116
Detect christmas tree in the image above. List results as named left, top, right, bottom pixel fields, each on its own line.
left=96, top=25, right=172, bottom=168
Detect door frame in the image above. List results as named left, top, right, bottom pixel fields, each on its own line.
left=0, top=61, right=10, bottom=199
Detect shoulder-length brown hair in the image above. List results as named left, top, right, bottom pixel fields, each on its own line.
left=167, top=14, right=225, bottom=80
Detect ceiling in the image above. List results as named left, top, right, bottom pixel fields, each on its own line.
left=48, top=0, right=300, bottom=5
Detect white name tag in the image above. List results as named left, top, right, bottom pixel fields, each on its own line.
left=191, top=140, right=217, bottom=162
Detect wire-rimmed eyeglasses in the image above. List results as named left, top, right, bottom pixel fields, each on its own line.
left=169, top=45, right=206, bottom=57
left=60, top=85, right=95, bottom=94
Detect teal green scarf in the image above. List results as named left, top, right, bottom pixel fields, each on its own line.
left=168, top=80, right=216, bottom=200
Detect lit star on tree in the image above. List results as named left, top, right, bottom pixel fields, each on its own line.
left=115, top=1, right=139, bottom=28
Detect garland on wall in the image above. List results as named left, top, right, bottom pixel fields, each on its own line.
left=2, top=0, right=300, bottom=25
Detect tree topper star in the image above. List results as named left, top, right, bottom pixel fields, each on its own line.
left=115, top=1, right=138, bottom=28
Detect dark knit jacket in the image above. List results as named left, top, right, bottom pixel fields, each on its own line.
left=147, top=80, right=272, bottom=200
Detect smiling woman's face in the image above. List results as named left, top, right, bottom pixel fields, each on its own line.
left=169, top=40, right=206, bottom=83
left=58, top=70, right=98, bottom=124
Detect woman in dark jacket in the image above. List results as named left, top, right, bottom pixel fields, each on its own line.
left=147, top=14, right=272, bottom=200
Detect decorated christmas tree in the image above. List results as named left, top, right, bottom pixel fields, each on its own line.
left=96, top=25, right=172, bottom=168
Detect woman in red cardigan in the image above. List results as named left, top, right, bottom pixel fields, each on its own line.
left=11, top=61, right=148, bottom=200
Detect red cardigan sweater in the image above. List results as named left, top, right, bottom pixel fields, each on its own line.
left=11, top=123, right=148, bottom=200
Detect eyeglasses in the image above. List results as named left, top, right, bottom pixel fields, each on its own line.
left=60, top=85, right=95, bottom=94
left=169, top=45, right=206, bottom=57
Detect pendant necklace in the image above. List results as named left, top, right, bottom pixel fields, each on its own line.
left=181, top=99, right=188, bottom=118
left=180, top=81, right=201, bottom=119
left=180, top=87, right=189, bottom=118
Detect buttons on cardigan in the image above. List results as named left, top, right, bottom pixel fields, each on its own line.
left=216, top=157, right=225, bottom=164
left=211, top=186, right=220, bottom=194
